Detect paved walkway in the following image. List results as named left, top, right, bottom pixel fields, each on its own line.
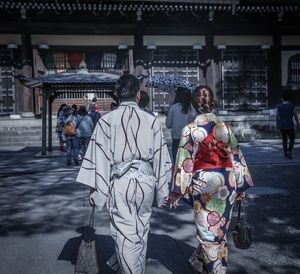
left=0, top=142, right=300, bottom=274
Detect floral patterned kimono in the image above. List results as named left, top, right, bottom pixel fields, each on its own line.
left=173, top=113, right=253, bottom=274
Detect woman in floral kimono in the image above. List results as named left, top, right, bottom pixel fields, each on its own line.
left=170, top=85, right=253, bottom=274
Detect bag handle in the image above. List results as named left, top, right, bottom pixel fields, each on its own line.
left=89, top=206, right=95, bottom=228
left=82, top=206, right=96, bottom=242
left=236, top=200, right=241, bottom=221
left=236, top=199, right=248, bottom=225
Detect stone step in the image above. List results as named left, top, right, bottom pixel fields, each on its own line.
left=0, top=137, right=59, bottom=141
left=0, top=130, right=57, bottom=135
left=1, top=114, right=294, bottom=147
left=0, top=131, right=42, bottom=136
left=0, top=126, right=60, bottom=146
left=0, top=144, right=60, bottom=148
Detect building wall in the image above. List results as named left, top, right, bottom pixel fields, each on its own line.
left=143, top=35, right=205, bottom=46
left=1, top=32, right=300, bottom=115
left=0, top=34, right=21, bottom=45
left=214, top=35, right=273, bottom=46
left=281, top=36, right=300, bottom=46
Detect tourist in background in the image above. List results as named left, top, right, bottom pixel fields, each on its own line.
left=56, top=103, right=67, bottom=152
left=77, top=105, right=94, bottom=160
left=62, top=105, right=80, bottom=166
left=88, top=96, right=99, bottom=112
left=277, top=94, right=300, bottom=159
left=166, top=87, right=196, bottom=161
left=88, top=103, right=101, bottom=129
left=71, top=104, right=78, bottom=116
left=138, top=90, right=155, bottom=116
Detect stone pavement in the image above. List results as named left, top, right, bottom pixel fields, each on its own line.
left=0, top=141, right=299, bottom=274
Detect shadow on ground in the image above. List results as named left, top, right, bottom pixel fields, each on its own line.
left=0, top=147, right=300, bottom=273
left=58, top=228, right=195, bottom=274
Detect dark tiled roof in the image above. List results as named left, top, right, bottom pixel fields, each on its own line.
left=35, top=71, right=119, bottom=84
left=1, top=0, right=299, bottom=12
left=14, top=71, right=119, bottom=89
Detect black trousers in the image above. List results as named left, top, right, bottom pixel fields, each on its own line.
left=280, top=129, right=295, bottom=155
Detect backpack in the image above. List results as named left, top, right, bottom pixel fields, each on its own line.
left=63, top=121, right=76, bottom=136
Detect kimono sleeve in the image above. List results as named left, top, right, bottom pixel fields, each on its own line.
left=173, top=125, right=194, bottom=195
left=76, top=117, right=112, bottom=208
left=229, top=126, right=254, bottom=192
left=152, top=120, right=173, bottom=207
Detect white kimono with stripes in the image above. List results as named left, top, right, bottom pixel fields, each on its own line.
left=76, top=101, right=172, bottom=274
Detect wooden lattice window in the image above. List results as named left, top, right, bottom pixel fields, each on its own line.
left=220, top=48, right=268, bottom=111
left=287, top=54, right=300, bottom=87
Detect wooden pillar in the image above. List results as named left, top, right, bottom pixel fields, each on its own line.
left=205, top=29, right=220, bottom=103
left=21, top=32, right=34, bottom=115
left=203, top=30, right=214, bottom=80
left=41, top=90, right=47, bottom=155
left=133, top=32, right=145, bottom=69
left=205, top=30, right=214, bottom=63
left=268, top=33, right=282, bottom=108
left=48, top=95, right=54, bottom=152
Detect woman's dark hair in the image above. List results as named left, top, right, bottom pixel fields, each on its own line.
left=57, top=103, right=67, bottom=117
left=172, top=87, right=192, bottom=114
left=116, top=74, right=140, bottom=100
left=138, top=90, right=150, bottom=108
left=77, top=105, right=88, bottom=116
left=71, top=104, right=78, bottom=111
left=281, top=94, right=290, bottom=101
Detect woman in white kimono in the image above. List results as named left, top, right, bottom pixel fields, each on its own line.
left=170, top=86, right=253, bottom=274
left=76, top=74, right=172, bottom=274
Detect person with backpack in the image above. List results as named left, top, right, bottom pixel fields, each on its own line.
left=77, top=105, right=94, bottom=159
left=62, top=105, right=80, bottom=166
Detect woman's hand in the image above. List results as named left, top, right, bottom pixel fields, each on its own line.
left=169, top=192, right=183, bottom=209
left=236, top=192, right=245, bottom=202
left=159, top=196, right=170, bottom=208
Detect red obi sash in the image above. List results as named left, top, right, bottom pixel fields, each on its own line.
left=193, top=132, right=232, bottom=171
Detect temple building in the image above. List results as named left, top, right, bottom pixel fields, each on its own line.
left=0, top=0, right=300, bottom=116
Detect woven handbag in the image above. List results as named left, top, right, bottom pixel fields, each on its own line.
left=232, top=200, right=252, bottom=249
left=75, top=207, right=99, bottom=274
